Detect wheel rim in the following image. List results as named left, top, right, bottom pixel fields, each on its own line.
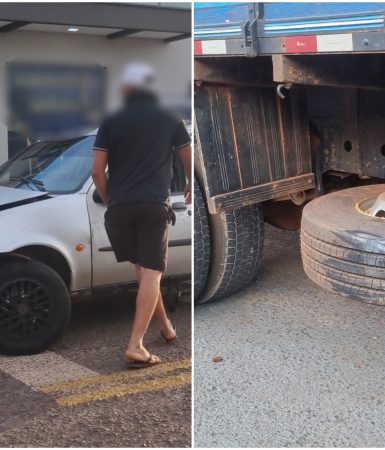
left=356, top=191, right=385, bottom=219
left=0, top=279, right=51, bottom=342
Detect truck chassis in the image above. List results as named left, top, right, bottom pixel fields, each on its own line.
left=194, top=2, right=385, bottom=304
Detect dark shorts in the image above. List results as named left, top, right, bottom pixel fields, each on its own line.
left=104, top=202, right=170, bottom=272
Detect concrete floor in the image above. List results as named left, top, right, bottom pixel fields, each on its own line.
left=194, top=225, right=385, bottom=448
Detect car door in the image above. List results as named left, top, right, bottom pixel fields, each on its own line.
left=87, top=182, right=135, bottom=287
left=165, top=156, right=191, bottom=277
left=87, top=155, right=191, bottom=287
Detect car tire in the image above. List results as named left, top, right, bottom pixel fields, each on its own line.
left=0, top=258, right=71, bottom=355
left=198, top=204, right=264, bottom=304
left=301, top=184, right=385, bottom=305
left=194, top=178, right=211, bottom=302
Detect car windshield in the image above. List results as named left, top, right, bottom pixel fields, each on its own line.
left=0, top=135, right=95, bottom=194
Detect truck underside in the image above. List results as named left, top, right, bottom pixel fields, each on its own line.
left=195, top=53, right=385, bottom=218
left=194, top=49, right=385, bottom=304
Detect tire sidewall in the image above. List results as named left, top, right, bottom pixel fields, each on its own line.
left=303, top=185, right=385, bottom=251
left=301, top=184, right=385, bottom=305
left=0, top=259, right=71, bottom=355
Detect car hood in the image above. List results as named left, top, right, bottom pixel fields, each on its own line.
left=0, top=186, right=50, bottom=210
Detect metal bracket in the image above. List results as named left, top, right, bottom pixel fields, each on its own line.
left=244, top=3, right=259, bottom=57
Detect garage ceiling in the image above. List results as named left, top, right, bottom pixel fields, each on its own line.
left=0, top=2, right=191, bottom=42
left=18, top=23, right=183, bottom=40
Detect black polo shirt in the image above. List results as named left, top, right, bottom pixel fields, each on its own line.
left=94, top=90, right=190, bottom=207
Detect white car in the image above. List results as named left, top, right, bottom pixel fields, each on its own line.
left=0, top=131, right=191, bottom=355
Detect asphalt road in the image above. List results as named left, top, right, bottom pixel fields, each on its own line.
left=0, top=288, right=191, bottom=448
left=194, top=225, right=385, bottom=448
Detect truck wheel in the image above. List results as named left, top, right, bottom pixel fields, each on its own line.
left=301, top=184, right=385, bottom=305
left=0, top=259, right=71, bottom=355
left=198, top=204, right=264, bottom=303
left=194, top=178, right=211, bottom=302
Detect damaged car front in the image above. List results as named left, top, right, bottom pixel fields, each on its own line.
left=0, top=136, right=94, bottom=355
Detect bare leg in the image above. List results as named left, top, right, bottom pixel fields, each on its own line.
left=154, top=292, right=176, bottom=340
left=135, top=264, right=176, bottom=340
left=126, top=265, right=162, bottom=362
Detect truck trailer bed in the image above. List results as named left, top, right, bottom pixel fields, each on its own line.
left=195, top=2, right=385, bottom=56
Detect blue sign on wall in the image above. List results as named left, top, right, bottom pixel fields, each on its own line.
left=7, top=61, right=106, bottom=141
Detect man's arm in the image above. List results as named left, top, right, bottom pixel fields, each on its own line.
left=92, top=150, right=109, bottom=205
left=177, top=144, right=192, bottom=204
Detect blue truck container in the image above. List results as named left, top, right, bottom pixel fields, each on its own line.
left=194, top=3, right=385, bottom=305
left=195, top=2, right=385, bottom=56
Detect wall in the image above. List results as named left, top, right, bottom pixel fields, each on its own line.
left=0, top=30, right=191, bottom=163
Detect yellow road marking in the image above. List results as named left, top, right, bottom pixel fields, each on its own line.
left=57, top=372, right=191, bottom=407
left=40, top=359, right=191, bottom=394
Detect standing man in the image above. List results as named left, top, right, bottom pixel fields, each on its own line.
left=92, top=63, right=191, bottom=368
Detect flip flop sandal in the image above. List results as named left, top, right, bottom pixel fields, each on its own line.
left=161, top=322, right=177, bottom=342
left=126, top=354, right=160, bottom=369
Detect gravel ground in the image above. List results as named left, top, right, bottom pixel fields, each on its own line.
left=0, top=290, right=191, bottom=448
left=194, top=225, right=385, bottom=448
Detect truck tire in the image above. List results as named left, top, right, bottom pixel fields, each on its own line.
left=301, top=184, right=385, bottom=305
left=198, top=204, right=264, bottom=303
left=0, top=258, right=71, bottom=355
left=194, top=178, right=211, bottom=302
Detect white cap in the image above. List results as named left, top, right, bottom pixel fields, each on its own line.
left=119, top=62, right=155, bottom=88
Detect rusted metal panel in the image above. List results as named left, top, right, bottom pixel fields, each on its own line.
left=358, top=89, right=385, bottom=178
left=194, top=57, right=273, bottom=86
left=210, top=173, right=314, bottom=213
left=273, top=54, right=385, bottom=90
left=306, top=86, right=385, bottom=179
left=195, top=83, right=314, bottom=212
left=307, top=87, right=360, bottom=175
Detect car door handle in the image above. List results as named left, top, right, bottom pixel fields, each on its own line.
left=172, top=202, right=187, bottom=210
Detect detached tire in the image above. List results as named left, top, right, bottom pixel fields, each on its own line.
left=194, top=178, right=211, bottom=302
left=198, top=204, right=264, bottom=304
left=301, top=184, right=385, bottom=305
left=0, top=259, right=71, bottom=355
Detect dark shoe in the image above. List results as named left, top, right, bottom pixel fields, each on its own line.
left=126, top=354, right=161, bottom=369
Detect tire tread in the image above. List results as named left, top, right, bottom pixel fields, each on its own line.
left=202, top=204, right=264, bottom=303
left=301, top=186, right=385, bottom=305
left=194, top=179, right=211, bottom=301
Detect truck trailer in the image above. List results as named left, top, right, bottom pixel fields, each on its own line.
left=194, top=2, right=385, bottom=304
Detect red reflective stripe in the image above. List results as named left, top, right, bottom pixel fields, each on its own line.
left=284, top=35, right=317, bottom=53
left=194, top=40, right=202, bottom=55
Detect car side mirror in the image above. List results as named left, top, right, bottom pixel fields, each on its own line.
left=93, top=189, right=104, bottom=204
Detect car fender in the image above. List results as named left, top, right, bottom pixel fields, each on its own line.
left=0, top=194, right=92, bottom=291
